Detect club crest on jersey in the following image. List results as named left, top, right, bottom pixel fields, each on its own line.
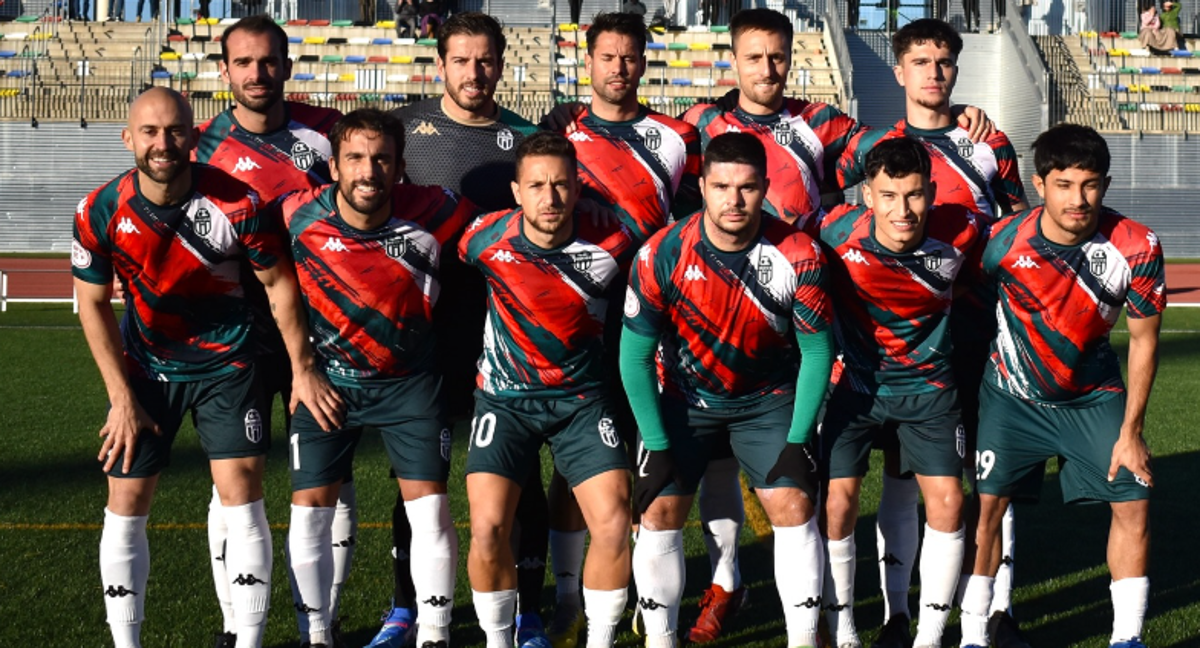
left=193, top=208, right=212, bottom=237
left=757, top=255, right=773, bottom=284
left=291, top=142, right=316, bottom=171
left=955, top=138, right=974, bottom=158
left=772, top=122, right=794, bottom=146
left=497, top=128, right=515, bottom=151
left=385, top=235, right=407, bottom=260
left=570, top=250, right=592, bottom=272
left=1089, top=249, right=1107, bottom=276
left=71, top=240, right=92, bottom=269
left=643, top=127, right=662, bottom=151
left=244, top=409, right=263, bottom=444
left=922, top=252, right=942, bottom=271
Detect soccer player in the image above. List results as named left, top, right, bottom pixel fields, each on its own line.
left=73, top=87, right=340, bottom=648
left=376, top=14, right=547, bottom=648
left=814, top=138, right=983, bottom=648
left=281, top=108, right=476, bottom=648
left=193, top=16, right=355, bottom=648
left=541, top=11, right=702, bottom=645
left=459, top=131, right=638, bottom=648
left=622, top=132, right=835, bottom=648
left=958, top=124, right=1164, bottom=648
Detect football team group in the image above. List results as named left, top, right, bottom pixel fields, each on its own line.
left=69, top=7, right=1165, bottom=648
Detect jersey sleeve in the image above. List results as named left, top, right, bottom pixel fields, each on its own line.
left=421, top=187, right=481, bottom=246
left=987, top=134, right=1029, bottom=214
left=791, top=239, right=833, bottom=335
left=1126, top=230, right=1167, bottom=319
left=623, top=241, right=668, bottom=337
left=71, top=190, right=114, bottom=284
left=230, top=189, right=284, bottom=271
left=458, top=210, right=504, bottom=266
left=811, top=103, right=871, bottom=190
left=834, top=126, right=894, bottom=190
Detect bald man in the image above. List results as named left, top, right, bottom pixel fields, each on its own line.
left=72, top=87, right=342, bottom=648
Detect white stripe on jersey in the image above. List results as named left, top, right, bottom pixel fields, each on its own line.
left=177, top=196, right=241, bottom=286
left=991, top=298, right=1039, bottom=399
left=736, top=242, right=798, bottom=335
left=287, top=119, right=335, bottom=159
left=631, top=117, right=689, bottom=215
left=776, top=109, right=824, bottom=207
left=927, top=127, right=1001, bottom=217
left=908, top=238, right=966, bottom=299
left=557, top=239, right=621, bottom=320
left=1078, top=236, right=1133, bottom=325
left=384, top=220, right=442, bottom=307
left=477, top=315, right=521, bottom=396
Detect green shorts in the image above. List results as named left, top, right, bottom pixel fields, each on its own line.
left=646, top=393, right=807, bottom=498
left=821, top=386, right=964, bottom=480
left=465, top=390, right=629, bottom=488
left=976, top=385, right=1147, bottom=504
left=289, top=372, right=450, bottom=491
left=110, top=366, right=269, bottom=478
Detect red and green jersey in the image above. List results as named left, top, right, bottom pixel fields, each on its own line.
left=194, top=102, right=341, bottom=204
left=71, top=165, right=282, bottom=381
left=559, top=105, right=701, bottom=242
left=282, top=183, right=476, bottom=385
left=817, top=203, right=984, bottom=395
left=459, top=209, right=638, bottom=398
left=624, top=215, right=832, bottom=407
left=982, top=208, right=1166, bottom=403
left=682, top=98, right=868, bottom=228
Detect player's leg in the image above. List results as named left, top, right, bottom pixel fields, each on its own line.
left=874, top=429, right=919, bottom=643
left=363, top=488, right=418, bottom=648
left=689, top=449, right=747, bottom=645
left=546, top=468, right=586, bottom=647
left=514, top=467, right=551, bottom=648
left=1108, top=499, right=1150, bottom=646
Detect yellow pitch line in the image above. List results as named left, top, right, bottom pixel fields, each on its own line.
left=739, top=473, right=774, bottom=541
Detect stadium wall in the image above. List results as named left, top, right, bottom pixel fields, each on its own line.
left=1101, top=133, right=1200, bottom=259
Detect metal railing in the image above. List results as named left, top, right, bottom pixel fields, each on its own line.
left=823, top=0, right=856, bottom=118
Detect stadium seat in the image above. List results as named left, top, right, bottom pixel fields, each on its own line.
left=151, top=70, right=172, bottom=79
left=557, top=41, right=577, bottom=48
left=693, top=60, right=712, bottom=68
left=391, top=55, right=413, bottom=63
left=310, top=19, right=331, bottom=27
left=668, top=42, right=688, bottom=50
left=395, top=38, right=416, bottom=45
left=1172, top=49, right=1192, bottom=56
left=321, top=55, right=342, bottom=63
left=717, top=78, right=737, bottom=86
left=415, top=56, right=434, bottom=64
left=710, top=25, right=730, bottom=32
left=712, top=43, right=731, bottom=51
left=688, top=43, right=712, bottom=50
left=367, top=55, right=388, bottom=63
left=345, top=55, right=366, bottom=63
left=328, top=37, right=347, bottom=45
left=376, top=21, right=396, bottom=29
left=348, top=37, right=372, bottom=45
left=386, top=74, right=410, bottom=83
left=1162, top=67, right=1183, bottom=74
left=7, top=69, right=27, bottom=77
left=332, top=20, right=353, bottom=27
left=167, top=34, right=187, bottom=42
left=182, top=52, right=205, bottom=60
left=299, top=54, right=319, bottom=62
left=303, top=36, right=326, bottom=45
left=372, top=38, right=392, bottom=45
left=1121, top=31, right=1138, bottom=39
left=417, top=39, right=438, bottom=47
left=667, top=60, right=690, bottom=68
left=1141, top=67, right=1160, bottom=74
left=288, top=36, right=302, bottom=43
left=647, top=60, right=667, bottom=67
left=693, top=78, right=715, bottom=87
left=197, top=70, right=219, bottom=79
left=647, top=42, right=666, bottom=50
left=558, top=23, right=578, bottom=32
left=286, top=19, right=308, bottom=26
left=671, top=78, right=692, bottom=86
left=338, top=74, right=354, bottom=82
left=4, top=32, right=27, bottom=40
left=0, top=51, right=15, bottom=58
left=714, top=61, right=732, bottom=68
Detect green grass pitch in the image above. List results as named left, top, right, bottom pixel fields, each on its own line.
left=0, top=305, right=1197, bottom=647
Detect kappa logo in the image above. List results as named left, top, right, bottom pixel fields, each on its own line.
left=244, top=409, right=263, bottom=444
left=322, top=237, right=350, bottom=253
left=490, top=249, right=518, bottom=263
left=104, top=585, right=138, bottom=598
left=423, top=596, right=452, bottom=608
left=193, top=207, right=212, bottom=238
left=71, top=240, right=92, bottom=269
left=1089, top=249, right=1108, bottom=276
left=568, top=130, right=593, bottom=143
left=76, top=196, right=88, bottom=219
left=684, top=264, right=706, bottom=281
left=232, top=156, right=261, bottom=173
left=468, top=216, right=485, bottom=232
left=516, top=557, right=546, bottom=570
left=1011, top=255, right=1039, bottom=269
left=822, top=601, right=849, bottom=612
left=643, top=126, right=662, bottom=150
left=638, top=598, right=667, bottom=611
left=597, top=417, right=619, bottom=448
left=638, top=246, right=652, bottom=264
left=413, top=120, right=441, bottom=136
left=291, top=141, right=316, bottom=171
left=334, top=535, right=356, bottom=548
left=116, top=217, right=141, bottom=235
left=294, top=602, right=319, bottom=613
left=841, top=249, right=869, bottom=265
left=497, top=128, right=515, bottom=151
left=570, top=250, right=592, bottom=273
left=926, top=602, right=952, bottom=612
left=724, top=124, right=741, bottom=133
left=232, top=573, right=266, bottom=586
left=773, top=121, right=794, bottom=146
left=795, top=596, right=822, bottom=609
left=880, top=553, right=903, bottom=566
left=384, top=235, right=407, bottom=260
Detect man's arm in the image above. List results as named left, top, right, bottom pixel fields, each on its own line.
left=619, top=326, right=668, bottom=450
left=253, top=262, right=345, bottom=431
left=1108, top=313, right=1160, bottom=486
left=76, top=278, right=161, bottom=474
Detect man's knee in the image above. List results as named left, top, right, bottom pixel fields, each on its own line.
left=758, top=486, right=815, bottom=527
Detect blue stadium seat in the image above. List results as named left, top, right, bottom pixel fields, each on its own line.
left=1172, top=49, right=1192, bottom=56
left=151, top=70, right=172, bottom=78
left=0, top=51, right=16, bottom=58
left=1141, top=67, right=1161, bottom=74
left=345, top=55, right=366, bottom=63
left=7, top=69, right=27, bottom=77
left=671, top=78, right=692, bottom=86
left=372, top=38, right=392, bottom=45
left=714, top=60, right=732, bottom=68
left=294, top=72, right=316, bottom=80
left=647, top=42, right=666, bottom=50
left=288, top=36, right=302, bottom=43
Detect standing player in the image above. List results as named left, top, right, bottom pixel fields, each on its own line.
left=621, top=133, right=835, bottom=648
left=813, top=139, right=983, bottom=648
left=73, top=87, right=340, bottom=648
left=194, top=16, right=356, bottom=648
left=959, top=124, right=1164, bottom=648
left=541, top=11, right=701, bottom=646
left=460, top=131, right=637, bottom=648
left=370, top=12, right=545, bottom=648
left=282, top=109, right=476, bottom=648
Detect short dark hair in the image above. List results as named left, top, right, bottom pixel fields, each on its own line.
left=1031, top=124, right=1110, bottom=177
left=864, top=137, right=932, bottom=181
left=437, top=12, right=507, bottom=61
left=515, top=131, right=577, bottom=178
left=702, top=132, right=767, bottom=179
left=221, top=15, right=288, bottom=64
left=891, top=18, right=963, bottom=61
left=586, top=12, right=647, bottom=56
left=329, top=108, right=405, bottom=160
left=729, top=8, right=793, bottom=52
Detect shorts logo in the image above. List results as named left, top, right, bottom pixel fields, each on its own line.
left=385, top=235, right=407, bottom=260
left=955, top=424, right=965, bottom=459
left=757, top=255, right=773, bottom=284
left=1089, top=249, right=1107, bottom=277
left=922, top=252, right=942, bottom=271
left=71, top=240, right=92, bottom=269
left=1135, top=474, right=1149, bottom=488
left=623, top=286, right=640, bottom=318
left=570, top=250, right=592, bottom=273
left=291, top=142, right=316, bottom=172
left=193, top=207, right=212, bottom=238
left=772, top=122, right=794, bottom=146
left=439, top=428, right=452, bottom=462
left=497, top=128, right=515, bottom=151
left=955, top=137, right=974, bottom=158
left=643, top=127, right=661, bottom=151
left=244, top=409, right=263, bottom=444
left=597, top=417, right=619, bottom=448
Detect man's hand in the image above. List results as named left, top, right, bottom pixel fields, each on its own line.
left=766, top=441, right=820, bottom=502
left=99, top=396, right=161, bottom=474
left=577, top=197, right=619, bottom=229
left=541, top=101, right=587, bottom=133
left=715, top=88, right=740, bottom=112
left=1109, top=429, right=1154, bottom=487
left=113, top=277, right=127, bottom=301
left=634, top=448, right=679, bottom=514
left=953, top=105, right=996, bottom=143
left=290, top=366, right=346, bottom=432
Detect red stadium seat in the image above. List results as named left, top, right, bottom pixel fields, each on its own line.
left=716, top=78, right=737, bottom=86
left=368, top=55, right=389, bottom=63
left=692, top=61, right=713, bottom=68
left=310, top=19, right=331, bottom=26
left=286, top=19, right=308, bottom=26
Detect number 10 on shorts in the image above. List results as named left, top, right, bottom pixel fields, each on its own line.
left=470, top=412, right=496, bottom=450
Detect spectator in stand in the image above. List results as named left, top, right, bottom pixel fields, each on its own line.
left=419, top=0, right=443, bottom=37
left=108, top=0, right=124, bottom=20
left=396, top=0, right=418, bottom=37
left=963, top=0, right=980, bottom=31
left=1161, top=0, right=1186, bottom=49
left=359, top=0, right=374, bottom=24
left=623, top=0, right=647, bottom=17
left=1139, top=0, right=1181, bottom=52
left=134, top=0, right=158, bottom=21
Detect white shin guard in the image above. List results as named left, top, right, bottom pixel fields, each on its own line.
left=697, top=457, right=744, bottom=592
left=100, top=509, right=149, bottom=648
left=207, top=486, right=236, bottom=633
left=876, top=474, right=920, bottom=621
left=330, top=480, right=358, bottom=620
left=775, top=519, right=824, bottom=648
left=632, top=528, right=684, bottom=638
left=405, top=493, right=458, bottom=634
left=223, top=499, right=273, bottom=648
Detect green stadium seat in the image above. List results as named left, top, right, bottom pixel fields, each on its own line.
left=15, top=15, right=38, bottom=22
left=332, top=20, right=354, bottom=27
left=321, top=55, right=343, bottom=63
left=667, top=42, right=688, bottom=50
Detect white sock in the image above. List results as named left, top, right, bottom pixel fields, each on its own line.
left=822, top=533, right=858, bottom=646
left=697, top=457, right=744, bottom=592
left=288, top=505, right=334, bottom=644
left=406, top=493, right=458, bottom=642
left=224, top=499, right=272, bottom=648
left=959, top=575, right=994, bottom=647
left=100, top=509, right=149, bottom=648
left=1110, top=576, right=1149, bottom=643
left=207, top=487, right=235, bottom=634
left=876, top=474, right=920, bottom=621
left=632, top=528, right=684, bottom=638
left=989, top=503, right=1016, bottom=615
left=914, top=525, right=964, bottom=646
left=776, top=519, right=824, bottom=648
left=473, top=588, right=517, bottom=648
left=583, top=587, right=627, bottom=648
left=549, top=528, right=587, bottom=613
left=330, top=481, right=358, bottom=621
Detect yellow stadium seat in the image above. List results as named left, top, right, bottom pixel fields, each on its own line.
left=377, top=20, right=396, bottom=28
left=667, top=60, right=691, bottom=68
left=303, top=36, right=326, bottom=45
left=688, top=42, right=712, bottom=50
left=339, top=73, right=355, bottom=82
left=391, top=55, right=413, bottom=64
left=160, top=52, right=180, bottom=60
left=558, top=23, right=578, bottom=32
